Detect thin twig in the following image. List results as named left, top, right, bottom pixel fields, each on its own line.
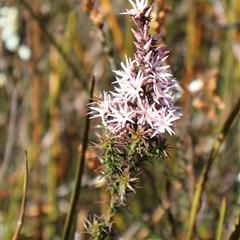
left=18, top=0, right=89, bottom=91
left=31, top=0, right=42, bottom=237
left=62, top=75, right=95, bottom=240
left=1, top=88, right=18, bottom=179
left=186, top=97, right=240, bottom=240
left=12, top=151, right=28, bottom=240
left=216, top=193, right=227, bottom=240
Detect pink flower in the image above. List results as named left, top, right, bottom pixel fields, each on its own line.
left=89, top=0, right=181, bottom=149
left=121, top=0, right=150, bottom=16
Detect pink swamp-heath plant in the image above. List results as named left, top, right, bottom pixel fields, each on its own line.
left=89, top=1, right=180, bottom=149
left=87, top=0, right=181, bottom=238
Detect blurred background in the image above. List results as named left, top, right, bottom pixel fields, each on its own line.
left=1, top=0, right=239, bottom=239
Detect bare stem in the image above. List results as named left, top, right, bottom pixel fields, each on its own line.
left=1, top=88, right=18, bottom=179
left=62, top=76, right=95, bottom=240
left=12, top=152, right=28, bottom=240
left=186, top=97, right=240, bottom=240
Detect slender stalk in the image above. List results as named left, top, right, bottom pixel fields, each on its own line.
left=216, top=193, right=227, bottom=240
left=186, top=97, right=240, bottom=240
left=1, top=88, right=18, bottom=179
left=31, top=0, right=42, bottom=238
left=183, top=0, right=196, bottom=203
left=62, top=76, right=95, bottom=240
left=12, top=152, right=28, bottom=240
left=4, top=154, right=33, bottom=240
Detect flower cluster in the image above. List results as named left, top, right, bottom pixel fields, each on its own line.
left=89, top=0, right=180, bottom=154
left=86, top=0, right=181, bottom=238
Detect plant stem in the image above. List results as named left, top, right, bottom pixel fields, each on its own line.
left=62, top=76, right=95, bottom=240
left=216, top=193, right=227, bottom=240
left=31, top=0, right=42, bottom=237
left=186, top=97, right=240, bottom=240
left=12, top=152, right=28, bottom=240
